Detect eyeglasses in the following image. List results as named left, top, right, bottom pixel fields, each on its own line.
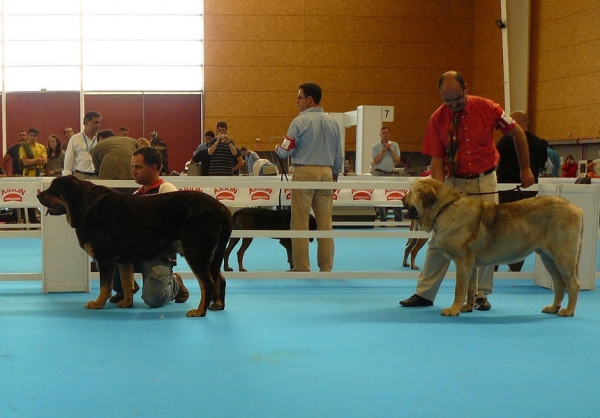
left=442, top=93, right=465, bottom=106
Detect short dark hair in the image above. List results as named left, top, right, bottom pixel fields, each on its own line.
left=28, top=127, right=39, bottom=135
left=380, top=126, right=390, bottom=133
left=97, top=129, right=116, bottom=140
left=240, top=147, right=248, bottom=152
left=205, top=130, right=215, bottom=138
left=299, top=82, right=322, bottom=105
left=438, top=71, right=466, bottom=90
left=216, top=121, right=228, bottom=130
left=84, top=111, right=102, bottom=123
left=119, top=127, right=129, bottom=132
left=133, top=147, right=162, bottom=171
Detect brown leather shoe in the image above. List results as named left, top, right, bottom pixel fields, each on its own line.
left=109, top=281, right=140, bottom=303
left=173, top=273, right=189, bottom=303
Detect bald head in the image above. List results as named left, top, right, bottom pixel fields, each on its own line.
left=510, top=111, right=529, bottom=131
left=438, top=71, right=467, bottom=112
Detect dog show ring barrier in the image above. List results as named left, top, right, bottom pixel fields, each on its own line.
left=0, top=176, right=597, bottom=292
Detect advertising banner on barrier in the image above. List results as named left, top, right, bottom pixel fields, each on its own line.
left=0, top=181, right=42, bottom=207
left=176, top=185, right=409, bottom=206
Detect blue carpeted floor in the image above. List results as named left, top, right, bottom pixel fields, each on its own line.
left=1, top=238, right=600, bottom=418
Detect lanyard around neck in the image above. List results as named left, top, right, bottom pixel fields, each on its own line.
left=82, top=132, right=96, bottom=152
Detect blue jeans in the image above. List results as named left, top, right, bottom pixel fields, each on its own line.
left=112, top=257, right=179, bottom=308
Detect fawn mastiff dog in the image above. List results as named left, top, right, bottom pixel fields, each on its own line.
left=402, top=177, right=583, bottom=317
left=37, top=175, right=232, bottom=318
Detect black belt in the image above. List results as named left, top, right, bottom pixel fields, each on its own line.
left=75, top=170, right=97, bottom=176
left=375, top=169, right=394, bottom=175
left=453, top=167, right=495, bottom=180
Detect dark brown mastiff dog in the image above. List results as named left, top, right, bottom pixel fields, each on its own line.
left=37, top=175, right=232, bottom=318
left=403, top=177, right=583, bottom=317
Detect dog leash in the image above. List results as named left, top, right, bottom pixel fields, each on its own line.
left=275, top=154, right=289, bottom=210
left=466, top=185, right=524, bottom=198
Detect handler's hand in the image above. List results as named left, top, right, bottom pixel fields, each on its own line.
left=520, top=168, right=535, bottom=188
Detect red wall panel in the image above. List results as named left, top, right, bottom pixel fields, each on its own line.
left=5, top=92, right=79, bottom=152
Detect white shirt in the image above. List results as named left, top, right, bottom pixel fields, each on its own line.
left=62, top=132, right=98, bottom=175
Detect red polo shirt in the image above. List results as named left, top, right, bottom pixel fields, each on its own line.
left=422, top=95, right=515, bottom=177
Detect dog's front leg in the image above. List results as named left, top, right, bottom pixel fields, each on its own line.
left=462, top=269, right=478, bottom=313
left=85, top=260, right=115, bottom=309
left=117, top=263, right=134, bottom=308
left=442, top=256, right=475, bottom=316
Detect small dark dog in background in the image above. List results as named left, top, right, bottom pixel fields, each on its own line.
left=402, top=219, right=428, bottom=270
left=224, top=208, right=317, bottom=272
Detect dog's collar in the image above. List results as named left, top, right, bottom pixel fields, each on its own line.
left=432, top=201, right=454, bottom=227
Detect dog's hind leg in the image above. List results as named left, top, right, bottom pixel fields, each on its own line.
left=224, top=237, right=240, bottom=272
left=410, top=238, right=428, bottom=270
left=209, top=219, right=231, bottom=311
left=538, top=252, right=567, bottom=315
left=236, top=238, right=253, bottom=272
left=116, top=263, right=134, bottom=308
left=85, top=260, right=116, bottom=309
left=279, top=239, right=293, bottom=270
left=184, top=247, right=215, bottom=317
left=403, top=239, right=417, bottom=267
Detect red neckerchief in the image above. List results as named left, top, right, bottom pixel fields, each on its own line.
left=136, top=178, right=164, bottom=195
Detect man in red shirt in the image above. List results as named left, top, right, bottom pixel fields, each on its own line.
left=400, top=71, right=534, bottom=311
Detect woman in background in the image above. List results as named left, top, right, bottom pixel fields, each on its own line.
left=561, top=154, right=578, bottom=178
left=45, top=135, right=65, bottom=176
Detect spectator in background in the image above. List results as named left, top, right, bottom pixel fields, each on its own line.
left=118, top=127, right=130, bottom=137
left=63, top=111, right=101, bottom=179
left=371, top=126, right=402, bottom=224
left=240, top=147, right=259, bottom=175
left=91, top=129, right=139, bottom=179
left=543, top=140, right=560, bottom=177
left=495, top=110, right=547, bottom=272
left=191, top=131, right=215, bottom=159
left=496, top=110, right=547, bottom=194
left=207, top=121, right=239, bottom=176
left=586, top=151, right=600, bottom=177
left=561, top=154, right=578, bottom=178
left=45, top=135, right=65, bottom=177
left=20, top=128, right=47, bottom=177
left=1, top=130, right=27, bottom=177
left=62, top=126, right=74, bottom=152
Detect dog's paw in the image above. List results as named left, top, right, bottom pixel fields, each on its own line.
left=186, top=309, right=207, bottom=317
left=85, top=300, right=105, bottom=309
left=224, top=267, right=233, bottom=272
left=117, top=299, right=133, bottom=309
left=441, top=308, right=460, bottom=316
left=239, top=268, right=248, bottom=272
left=411, top=265, right=420, bottom=270
left=402, top=262, right=410, bottom=268
left=542, top=305, right=560, bottom=314
left=557, top=308, right=574, bottom=317
left=209, top=300, right=225, bottom=311
left=460, top=304, right=473, bottom=313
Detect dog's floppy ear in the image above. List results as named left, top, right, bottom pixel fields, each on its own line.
left=419, top=185, right=437, bottom=209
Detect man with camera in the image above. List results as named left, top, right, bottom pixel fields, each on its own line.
left=207, top=121, right=241, bottom=176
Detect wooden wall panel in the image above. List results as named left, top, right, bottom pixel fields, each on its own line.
left=530, top=2, right=600, bottom=140
left=205, top=0, right=476, bottom=153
